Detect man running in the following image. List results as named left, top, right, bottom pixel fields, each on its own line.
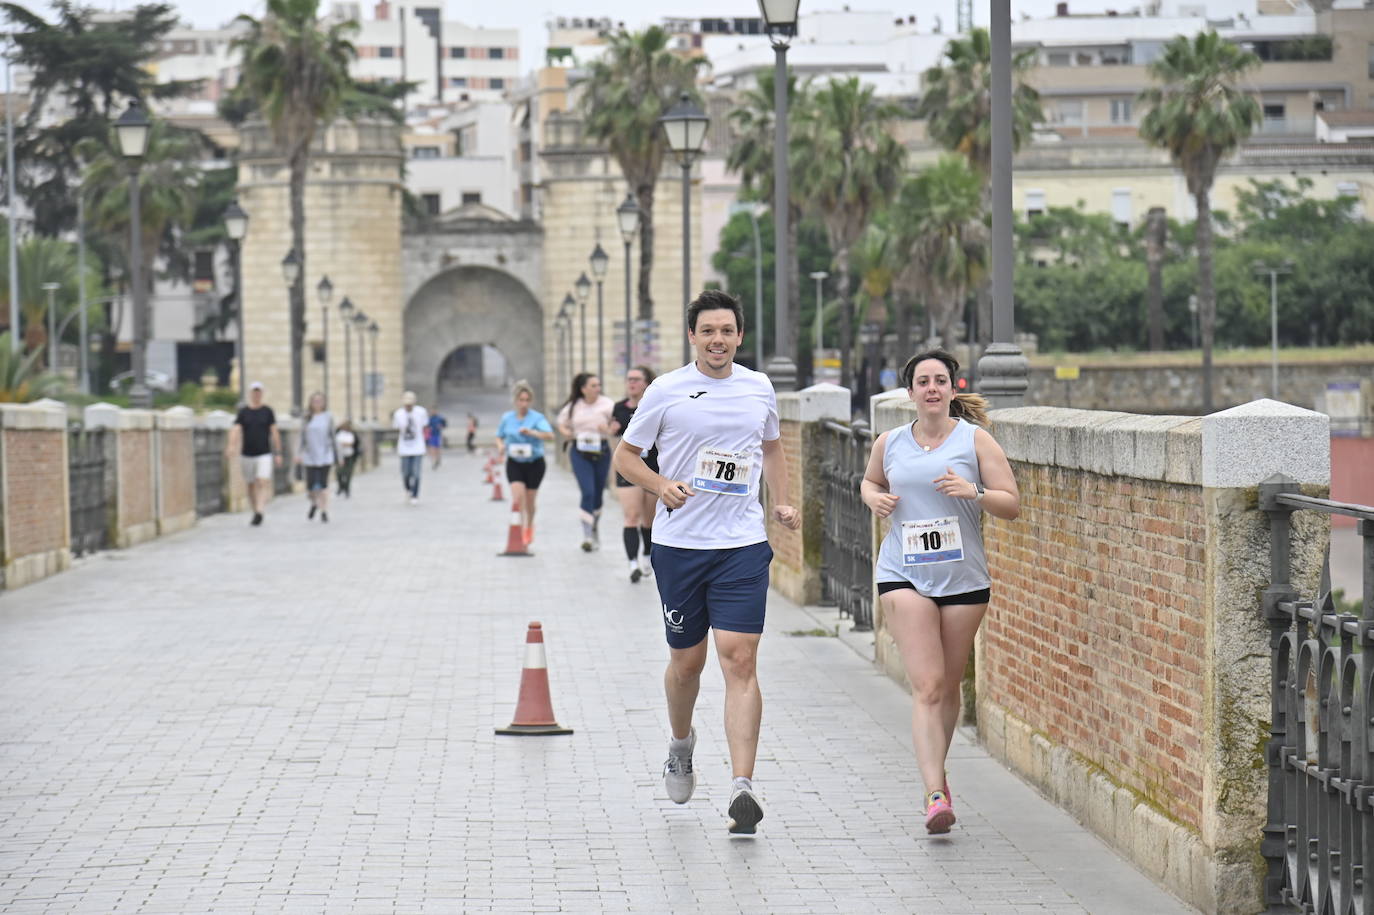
left=614, top=289, right=800, bottom=835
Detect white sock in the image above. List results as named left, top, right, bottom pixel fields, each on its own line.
left=628, top=560, right=639, bottom=574
left=669, top=733, right=693, bottom=756
left=732, top=776, right=753, bottom=793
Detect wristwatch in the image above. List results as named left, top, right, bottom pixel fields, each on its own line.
left=975, top=483, right=986, bottom=505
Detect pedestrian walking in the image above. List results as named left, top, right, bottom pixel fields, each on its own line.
left=426, top=407, right=448, bottom=469
left=860, top=349, right=1020, bottom=835
left=496, top=380, right=555, bottom=546
left=610, top=365, right=658, bottom=583
left=613, top=290, right=800, bottom=835
left=392, top=391, right=429, bottom=504
left=556, top=372, right=614, bottom=552
left=295, top=391, right=336, bottom=522
left=226, top=381, right=282, bottom=526
left=465, top=412, right=478, bottom=453
left=335, top=420, right=359, bottom=497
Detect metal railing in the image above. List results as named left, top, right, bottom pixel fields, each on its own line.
left=1261, top=474, right=1374, bottom=912
left=819, top=419, right=875, bottom=631
left=193, top=428, right=226, bottom=517
left=67, top=426, right=110, bottom=558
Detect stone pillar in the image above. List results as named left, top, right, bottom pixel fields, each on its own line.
left=971, top=398, right=1329, bottom=913
left=86, top=404, right=159, bottom=549
left=0, top=402, right=71, bottom=589
left=203, top=410, right=245, bottom=512
left=155, top=406, right=196, bottom=536
left=976, top=342, right=1030, bottom=410
left=768, top=383, right=850, bottom=605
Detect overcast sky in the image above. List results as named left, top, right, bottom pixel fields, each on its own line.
left=61, top=0, right=1078, bottom=68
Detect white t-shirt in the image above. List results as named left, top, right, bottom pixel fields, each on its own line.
left=392, top=406, right=430, bottom=457
left=622, top=362, right=780, bottom=550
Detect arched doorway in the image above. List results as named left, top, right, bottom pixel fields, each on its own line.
left=404, top=265, right=545, bottom=417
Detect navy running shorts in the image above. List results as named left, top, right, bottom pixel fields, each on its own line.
left=650, top=541, right=774, bottom=649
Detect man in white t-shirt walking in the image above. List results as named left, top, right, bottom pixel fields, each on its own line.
left=615, top=289, right=800, bottom=835
left=392, top=391, right=429, bottom=504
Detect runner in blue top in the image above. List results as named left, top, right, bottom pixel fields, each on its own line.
left=496, top=380, right=555, bottom=546
left=425, top=408, right=448, bottom=469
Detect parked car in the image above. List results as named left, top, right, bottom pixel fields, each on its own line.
left=108, top=370, right=176, bottom=393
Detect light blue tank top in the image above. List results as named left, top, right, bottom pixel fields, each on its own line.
left=875, top=418, right=990, bottom=597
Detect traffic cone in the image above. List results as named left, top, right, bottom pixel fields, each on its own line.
left=498, top=503, right=531, bottom=557
left=490, top=472, right=504, bottom=501
left=496, top=622, right=573, bottom=735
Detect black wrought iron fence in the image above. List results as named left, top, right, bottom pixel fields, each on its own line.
left=67, top=425, right=110, bottom=558
left=1261, top=474, right=1374, bottom=913
left=193, top=428, right=226, bottom=517
left=819, top=419, right=874, bottom=631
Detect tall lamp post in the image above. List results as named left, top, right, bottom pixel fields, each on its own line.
left=555, top=303, right=571, bottom=398
left=568, top=285, right=585, bottom=372
left=975, top=0, right=1030, bottom=408
left=42, top=282, right=59, bottom=371
left=316, top=275, right=333, bottom=401
left=114, top=100, right=151, bottom=407
left=589, top=244, right=609, bottom=380
left=352, top=310, right=368, bottom=420
left=658, top=92, right=710, bottom=366
left=280, top=249, right=301, bottom=403
left=338, top=296, right=355, bottom=420
left=223, top=199, right=248, bottom=402
left=730, top=201, right=765, bottom=368
left=616, top=195, right=640, bottom=373
left=809, top=270, right=828, bottom=358
left=1253, top=260, right=1293, bottom=401
left=759, top=0, right=800, bottom=391
left=367, top=320, right=379, bottom=421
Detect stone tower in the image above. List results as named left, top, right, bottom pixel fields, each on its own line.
left=236, top=119, right=404, bottom=422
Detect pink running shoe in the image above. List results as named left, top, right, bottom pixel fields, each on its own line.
left=924, top=790, right=955, bottom=834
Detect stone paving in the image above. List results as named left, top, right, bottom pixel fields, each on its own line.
left=0, top=446, right=1196, bottom=914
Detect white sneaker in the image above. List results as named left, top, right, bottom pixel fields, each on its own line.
left=727, top=786, right=764, bottom=835
left=663, top=728, right=696, bottom=804
left=409, top=497, right=418, bottom=506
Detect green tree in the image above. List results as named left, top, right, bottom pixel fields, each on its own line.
left=579, top=27, right=706, bottom=322
left=232, top=0, right=357, bottom=414
left=1138, top=30, right=1260, bottom=411
left=0, top=1, right=200, bottom=236
left=795, top=77, right=905, bottom=389
left=0, top=333, right=62, bottom=401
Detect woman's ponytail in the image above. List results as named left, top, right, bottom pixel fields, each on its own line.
left=950, top=392, right=992, bottom=430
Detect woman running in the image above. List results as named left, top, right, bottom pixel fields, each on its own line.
left=496, top=380, right=554, bottom=546
left=609, top=365, right=658, bottom=582
left=860, top=349, right=1020, bottom=835
left=556, top=372, right=615, bottom=552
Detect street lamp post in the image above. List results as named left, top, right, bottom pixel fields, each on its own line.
left=114, top=100, right=151, bottom=408
left=569, top=283, right=586, bottom=372
left=555, top=304, right=570, bottom=398
left=1253, top=260, right=1293, bottom=401
left=759, top=0, right=800, bottom=392
left=730, top=201, right=766, bottom=369
left=280, top=249, right=301, bottom=406
left=76, top=171, right=89, bottom=394
left=659, top=92, right=710, bottom=366
left=353, top=310, right=368, bottom=421
left=6, top=36, right=20, bottom=356
left=616, top=195, right=640, bottom=374
left=367, top=320, right=379, bottom=421
left=589, top=244, right=609, bottom=380
left=222, top=199, right=248, bottom=402
left=317, top=275, right=333, bottom=402
left=338, top=296, right=355, bottom=420
left=42, top=282, right=59, bottom=371
left=975, top=0, right=1030, bottom=409
left=809, top=269, right=828, bottom=358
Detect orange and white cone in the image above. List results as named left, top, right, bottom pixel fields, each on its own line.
left=495, top=622, right=573, bottom=736
left=490, top=471, right=504, bottom=501
left=498, top=503, right=530, bottom=557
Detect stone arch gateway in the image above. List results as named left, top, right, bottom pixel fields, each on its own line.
left=403, top=265, right=545, bottom=409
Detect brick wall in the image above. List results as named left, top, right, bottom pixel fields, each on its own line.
left=765, top=418, right=805, bottom=576
left=982, top=463, right=1208, bottom=830
left=119, top=431, right=153, bottom=527
left=3, top=428, right=66, bottom=556
left=159, top=429, right=194, bottom=519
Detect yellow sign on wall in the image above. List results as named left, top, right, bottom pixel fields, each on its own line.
left=1054, top=365, right=1081, bottom=380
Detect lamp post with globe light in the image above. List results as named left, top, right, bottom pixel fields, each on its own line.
left=758, top=0, right=801, bottom=392
left=658, top=92, right=709, bottom=365
left=222, top=199, right=249, bottom=401
left=114, top=100, right=151, bottom=407
left=616, top=195, right=640, bottom=373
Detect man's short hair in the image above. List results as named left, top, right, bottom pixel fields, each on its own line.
left=686, top=289, right=744, bottom=334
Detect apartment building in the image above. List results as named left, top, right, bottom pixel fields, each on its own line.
left=403, top=101, right=520, bottom=219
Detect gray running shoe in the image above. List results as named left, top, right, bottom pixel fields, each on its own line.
left=663, top=728, right=697, bottom=804
left=727, top=787, right=764, bottom=835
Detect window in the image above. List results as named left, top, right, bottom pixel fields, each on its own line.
left=193, top=250, right=215, bottom=293
left=489, top=47, right=504, bottom=59
left=1025, top=189, right=1046, bottom=218
left=411, top=146, right=440, bottom=159
left=422, top=193, right=441, bottom=216
left=1110, top=99, right=1132, bottom=124
left=1111, top=189, right=1132, bottom=228
left=379, top=46, right=395, bottom=58
left=1314, top=91, right=1344, bottom=112
left=450, top=77, right=467, bottom=88
left=1047, top=52, right=1071, bottom=67
left=461, top=192, right=482, bottom=206
left=1263, top=102, right=1286, bottom=120
left=450, top=46, right=466, bottom=58
left=1054, top=99, right=1084, bottom=125
left=490, top=78, right=505, bottom=90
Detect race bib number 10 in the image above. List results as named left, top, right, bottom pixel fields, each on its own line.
left=902, top=516, right=964, bottom=565
left=692, top=447, right=752, bottom=497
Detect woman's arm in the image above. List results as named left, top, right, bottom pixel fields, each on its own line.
left=859, top=431, right=899, bottom=518
left=972, top=428, right=1020, bottom=521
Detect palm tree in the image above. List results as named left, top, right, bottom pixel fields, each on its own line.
left=1139, top=31, right=1260, bottom=412
left=0, top=333, right=62, bottom=401
left=916, top=28, right=1042, bottom=344
left=893, top=156, right=987, bottom=352
left=794, top=77, right=905, bottom=389
left=232, top=0, right=356, bottom=414
left=726, top=69, right=812, bottom=374
left=579, top=27, right=706, bottom=321
left=849, top=220, right=896, bottom=394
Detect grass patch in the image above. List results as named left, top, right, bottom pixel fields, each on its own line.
left=786, top=627, right=838, bottom=638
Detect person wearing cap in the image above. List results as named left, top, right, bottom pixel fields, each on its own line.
left=392, top=391, right=430, bottom=504
left=226, top=381, right=282, bottom=526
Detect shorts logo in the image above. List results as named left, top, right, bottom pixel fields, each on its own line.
left=662, top=604, right=685, bottom=631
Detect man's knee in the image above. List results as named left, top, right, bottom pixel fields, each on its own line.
left=716, top=635, right=760, bottom=684
left=667, top=642, right=708, bottom=680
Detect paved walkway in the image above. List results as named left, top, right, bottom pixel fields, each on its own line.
left=1, top=447, right=1194, bottom=914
